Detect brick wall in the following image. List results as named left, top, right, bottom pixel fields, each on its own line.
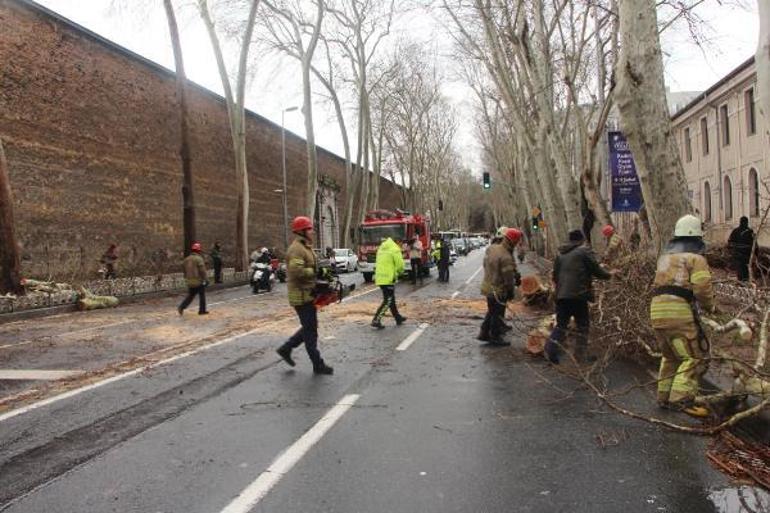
left=0, top=0, right=403, bottom=279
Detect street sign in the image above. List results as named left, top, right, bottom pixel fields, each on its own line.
left=608, top=131, right=642, bottom=212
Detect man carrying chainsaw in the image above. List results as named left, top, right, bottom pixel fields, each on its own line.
left=650, top=214, right=715, bottom=417
left=276, top=216, right=334, bottom=375
left=478, top=227, right=522, bottom=346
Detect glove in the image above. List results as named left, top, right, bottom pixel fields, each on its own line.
left=203, top=280, right=209, bottom=287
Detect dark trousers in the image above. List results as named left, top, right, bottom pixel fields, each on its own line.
left=373, top=285, right=401, bottom=323
left=410, top=258, right=423, bottom=284
left=282, top=303, right=322, bottom=366
left=179, top=285, right=207, bottom=314
left=104, top=264, right=116, bottom=280
left=213, top=259, right=223, bottom=283
left=735, top=259, right=749, bottom=281
left=438, top=262, right=449, bottom=282
left=546, top=298, right=590, bottom=357
left=480, top=294, right=506, bottom=339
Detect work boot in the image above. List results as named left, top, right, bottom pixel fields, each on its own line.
left=501, top=323, right=513, bottom=333
left=477, top=331, right=490, bottom=342
left=396, top=316, right=407, bottom=325
left=277, top=346, right=296, bottom=367
left=199, top=311, right=209, bottom=315
left=682, top=404, right=710, bottom=418
left=544, top=340, right=560, bottom=364
left=313, top=362, right=334, bottom=375
left=371, top=320, right=385, bottom=330
left=177, top=306, right=184, bottom=316
left=486, top=338, right=511, bottom=347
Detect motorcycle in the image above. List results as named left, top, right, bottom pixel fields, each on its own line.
left=271, top=258, right=287, bottom=283
left=250, top=261, right=275, bottom=294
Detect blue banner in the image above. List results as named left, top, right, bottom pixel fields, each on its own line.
left=609, top=131, right=642, bottom=212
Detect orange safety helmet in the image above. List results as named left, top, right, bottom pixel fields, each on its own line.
left=291, top=216, right=314, bottom=233
left=191, top=242, right=202, bottom=252
left=505, top=227, right=523, bottom=244
left=602, top=225, right=615, bottom=237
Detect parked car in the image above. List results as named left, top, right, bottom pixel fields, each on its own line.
left=449, top=248, right=459, bottom=265
left=451, top=239, right=468, bottom=256
left=333, top=248, right=359, bottom=273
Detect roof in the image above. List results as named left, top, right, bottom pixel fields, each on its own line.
left=671, top=56, right=756, bottom=121
left=10, top=0, right=362, bottom=171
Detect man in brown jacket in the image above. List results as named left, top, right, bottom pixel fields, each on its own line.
left=178, top=242, right=209, bottom=316
left=478, top=228, right=522, bottom=346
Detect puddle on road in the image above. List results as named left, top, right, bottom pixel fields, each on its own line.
left=709, top=486, right=770, bottom=512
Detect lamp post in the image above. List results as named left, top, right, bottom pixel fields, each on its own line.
left=281, top=106, right=299, bottom=251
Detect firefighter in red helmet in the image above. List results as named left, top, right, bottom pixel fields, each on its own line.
left=178, top=242, right=209, bottom=316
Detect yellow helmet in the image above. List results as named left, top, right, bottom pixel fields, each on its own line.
left=674, top=214, right=703, bottom=237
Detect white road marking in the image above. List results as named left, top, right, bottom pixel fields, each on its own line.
left=465, top=267, right=483, bottom=285
left=220, top=394, right=361, bottom=513
left=0, top=370, right=84, bottom=381
left=396, top=323, right=429, bottom=351
left=451, top=291, right=460, bottom=299
left=341, top=286, right=378, bottom=302
left=0, top=326, right=266, bottom=423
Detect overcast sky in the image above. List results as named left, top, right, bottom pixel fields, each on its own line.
left=35, top=0, right=760, bottom=169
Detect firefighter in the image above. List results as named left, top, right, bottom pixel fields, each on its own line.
left=177, top=242, right=209, bottom=316
left=650, top=214, right=715, bottom=417
left=276, top=216, right=333, bottom=375
left=371, top=237, right=407, bottom=329
left=601, top=224, right=623, bottom=264
left=478, top=227, right=522, bottom=346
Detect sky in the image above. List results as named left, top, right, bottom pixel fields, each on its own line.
left=33, top=0, right=761, bottom=170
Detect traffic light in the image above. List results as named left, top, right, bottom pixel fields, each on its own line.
left=438, top=199, right=444, bottom=211
left=532, top=217, right=539, bottom=231
left=482, top=172, right=491, bottom=190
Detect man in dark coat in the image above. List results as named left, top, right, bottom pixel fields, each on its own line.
left=438, top=237, right=451, bottom=282
left=727, top=216, right=754, bottom=282
left=544, top=230, right=611, bottom=363
left=211, top=242, right=223, bottom=284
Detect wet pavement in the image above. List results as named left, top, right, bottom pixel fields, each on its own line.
left=0, top=251, right=767, bottom=512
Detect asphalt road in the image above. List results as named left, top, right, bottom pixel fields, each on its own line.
left=0, top=251, right=766, bottom=513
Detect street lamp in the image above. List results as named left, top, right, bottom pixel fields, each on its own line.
left=281, top=106, right=299, bottom=251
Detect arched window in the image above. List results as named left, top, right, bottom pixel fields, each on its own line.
left=704, top=181, right=712, bottom=222
left=724, top=175, right=733, bottom=221
left=749, top=168, right=760, bottom=217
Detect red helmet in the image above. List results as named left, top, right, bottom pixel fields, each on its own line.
left=602, top=225, right=615, bottom=237
left=191, top=242, right=202, bottom=252
left=505, top=228, right=523, bottom=244
left=291, top=216, right=313, bottom=233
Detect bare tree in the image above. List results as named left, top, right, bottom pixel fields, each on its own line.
left=0, top=139, right=23, bottom=295
left=757, top=0, right=770, bottom=146
left=198, top=0, right=261, bottom=271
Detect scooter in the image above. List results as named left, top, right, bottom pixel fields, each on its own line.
left=250, top=261, right=275, bottom=293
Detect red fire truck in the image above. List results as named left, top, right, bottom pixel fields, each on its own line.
left=357, top=210, right=432, bottom=283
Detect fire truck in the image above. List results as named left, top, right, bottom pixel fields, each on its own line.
left=357, top=209, right=432, bottom=283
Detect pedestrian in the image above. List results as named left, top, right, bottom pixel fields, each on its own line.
left=478, top=227, right=522, bottom=346
left=727, top=216, right=754, bottom=282
left=409, top=235, right=424, bottom=285
left=650, top=214, right=715, bottom=418
left=601, top=224, right=624, bottom=264
left=178, top=242, right=209, bottom=316
left=211, top=241, right=223, bottom=284
left=100, top=244, right=118, bottom=279
left=439, top=237, right=451, bottom=282
left=371, top=237, right=407, bottom=329
left=276, top=216, right=334, bottom=375
left=544, top=229, right=611, bottom=364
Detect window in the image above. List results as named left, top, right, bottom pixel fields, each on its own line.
left=704, top=181, right=712, bottom=222
left=746, top=88, right=757, bottom=135
left=701, top=117, right=710, bottom=155
left=684, top=127, right=692, bottom=162
left=720, top=104, right=730, bottom=146
left=724, top=176, right=733, bottom=220
left=750, top=168, right=760, bottom=217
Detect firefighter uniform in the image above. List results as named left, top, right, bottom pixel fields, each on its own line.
left=650, top=215, right=714, bottom=414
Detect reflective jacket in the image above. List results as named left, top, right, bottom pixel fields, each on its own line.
left=375, top=238, right=405, bottom=286
left=480, top=238, right=517, bottom=298
left=605, top=233, right=623, bottom=263
left=286, top=235, right=317, bottom=306
left=183, top=253, right=207, bottom=288
left=650, top=238, right=715, bottom=329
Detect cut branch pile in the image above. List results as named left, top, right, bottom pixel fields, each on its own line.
left=707, top=431, right=770, bottom=490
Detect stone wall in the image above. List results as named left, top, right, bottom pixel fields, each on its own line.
left=0, top=0, right=403, bottom=280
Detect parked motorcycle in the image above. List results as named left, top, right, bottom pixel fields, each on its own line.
left=250, top=261, right=275, bottom=294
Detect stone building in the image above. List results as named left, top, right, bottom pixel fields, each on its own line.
left=0, top=0, right=403, bottom=278
left=671, top=57, right=768, bottom=243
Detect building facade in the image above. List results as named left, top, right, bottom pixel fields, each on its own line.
left=671, top=57, right=768, bottom=244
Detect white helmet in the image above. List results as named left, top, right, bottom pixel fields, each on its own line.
left=496, top=226, right=508, bottom=237
left=674, top=214, right=703, bottom=237
left=260, top=247, right=269, bottom=254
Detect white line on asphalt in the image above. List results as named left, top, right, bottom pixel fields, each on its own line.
left=220, top=394, right=361, bottom=513
left=464, top=267, right=483, bottom=285
left=0, top=370, right=84, bottom=381
left=0, top=326, right=265, bottom=423
left=341, top=286, right=378, bottom=302
left=451, top=291, right=460, bottom=299
left=396, top=323, right=429, bottom=351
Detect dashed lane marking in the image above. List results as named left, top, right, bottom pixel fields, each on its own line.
left=464, top=267, right=483, bottom=285
left=220, top=394, right=361, bottom=513
left=396, top=323, right=429, bottom=352
left=451, top=291, right=460, bottom=299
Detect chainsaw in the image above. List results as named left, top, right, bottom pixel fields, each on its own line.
left=312, top=263, right=355, bottom=308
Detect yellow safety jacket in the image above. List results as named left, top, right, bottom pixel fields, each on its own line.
left=286, top=236, right=317, bottom=306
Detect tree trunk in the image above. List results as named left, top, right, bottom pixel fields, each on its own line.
left=163, top=0, right=196, bottom=257
left=757, top=0, right=770, bottom=145
left=0, top=139, right=23, bottom=295
left=302, top=0, right=325, bottom=220
left=615, top=0, right=691, bottom=249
